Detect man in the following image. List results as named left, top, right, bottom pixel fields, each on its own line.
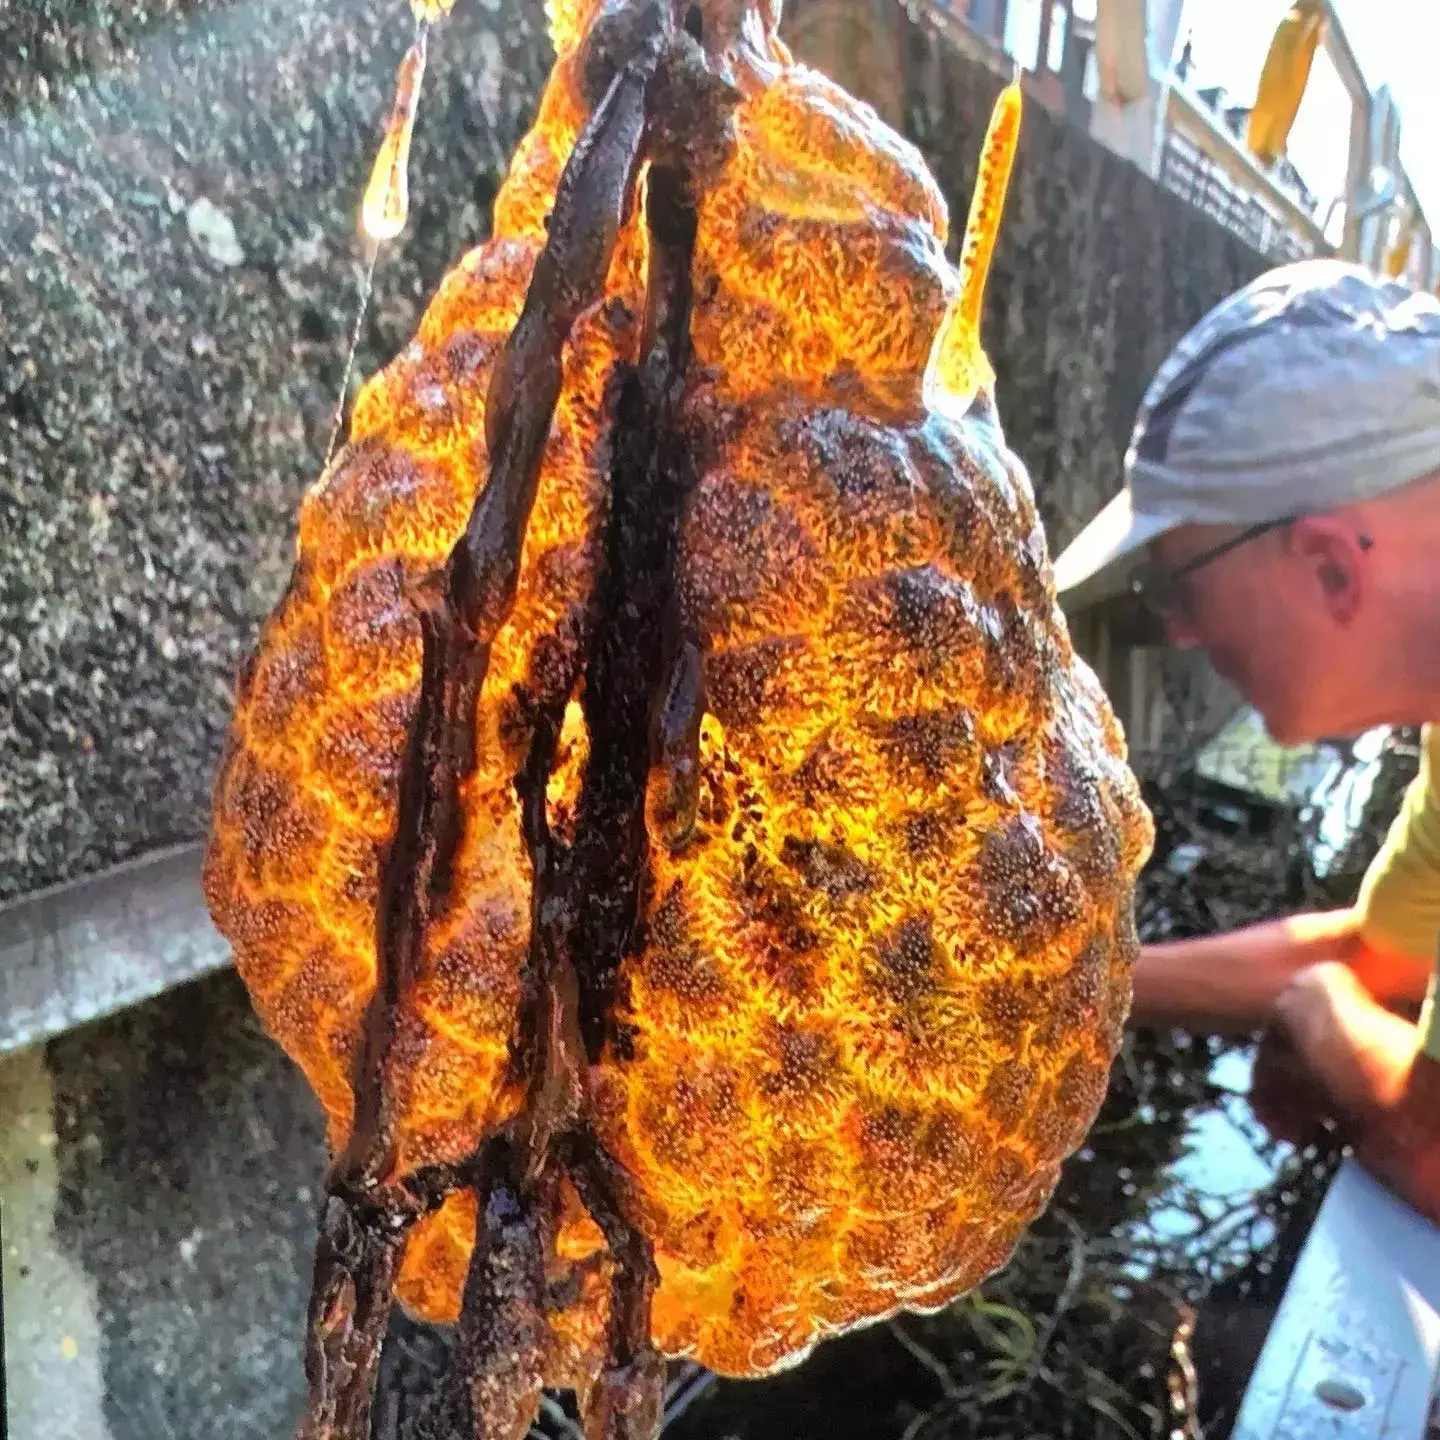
left=1051, top=257, right=1440, bottom=1223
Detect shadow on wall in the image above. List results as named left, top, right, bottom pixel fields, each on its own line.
left=44, top=972, right=326, bottom=1440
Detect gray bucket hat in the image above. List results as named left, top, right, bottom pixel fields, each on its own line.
left=1052, top=258, right=1440, bottom=599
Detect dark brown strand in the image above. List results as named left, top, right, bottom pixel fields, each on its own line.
left=557, top=1130, right=667, bottom=1440
left=413, top=1144, right=553, bottom=1440
left=295, top=10, right=671, bottom=1436
left=292, top=5, right=752, bottom=1437
left=339, top=22, right=665, bottom=1196
left=298, top=1196, right=410, bottom=1440
left=562, top=139, right=706, bottom=1062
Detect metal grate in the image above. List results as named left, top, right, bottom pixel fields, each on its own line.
left=1158, top=127, right=1320, bottom=265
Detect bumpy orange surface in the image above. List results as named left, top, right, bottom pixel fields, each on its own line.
left=203, top=0, right=1152, bottom=1383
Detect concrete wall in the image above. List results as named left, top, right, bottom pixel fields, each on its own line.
left=1, top=0, right=547, bottom=904
left=1, top=0, right=1265, bottom=907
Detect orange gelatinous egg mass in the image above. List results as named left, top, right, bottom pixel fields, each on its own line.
left=202, top=0, right=1153, bottom=1410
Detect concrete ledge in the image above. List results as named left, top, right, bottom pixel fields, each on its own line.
left=0, top=844, right=229, bottom=1056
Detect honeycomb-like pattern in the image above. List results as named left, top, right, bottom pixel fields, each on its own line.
left=203, top=0, right=1152, bottom=1384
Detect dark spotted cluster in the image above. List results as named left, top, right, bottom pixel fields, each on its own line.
left=395, top=390, right=1151, bottom=1376
left=202, top=0, right=1152, bottom=1389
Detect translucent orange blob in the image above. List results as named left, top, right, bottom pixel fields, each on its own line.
left=203, top=0, right=1153, bottom=1386
left=360, top=34, right=428, bottom=246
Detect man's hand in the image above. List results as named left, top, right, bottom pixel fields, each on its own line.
left=1251, top=961, right=1440, bottom=1226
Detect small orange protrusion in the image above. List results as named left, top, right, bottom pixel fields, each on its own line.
left=958, top=80, right=1022, bottom=339
left=928, top=79, right=1023, bottom=410
left=361, top=33, right=429, bottom=247
left=410, top=0, right=459, bottom=22
left=359, top=2, right=464, bottom=246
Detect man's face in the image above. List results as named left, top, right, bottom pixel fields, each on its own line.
left=1142, top=522, right=1329, bottom=744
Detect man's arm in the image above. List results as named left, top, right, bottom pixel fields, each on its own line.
left=1250, top=962, right=1440, bottom=1228
left=1134, top=727, right=1440, bottom=1037
left=1188, top=729, right=1440, bottom=1224
left=1130, top=908, right=1432, bottom=1033
left=1351, top=725, right=1440, bottom=1058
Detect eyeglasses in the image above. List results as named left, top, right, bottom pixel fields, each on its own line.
left=1130, top=517, right=1376, bottom=624
left=1130, top=518, right=1293, bottom=621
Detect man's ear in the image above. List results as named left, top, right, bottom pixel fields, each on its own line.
left=1286, top=515, right=1365, bottom=624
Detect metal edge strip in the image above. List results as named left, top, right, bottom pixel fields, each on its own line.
left=0, top=843, right=233, bottom=1055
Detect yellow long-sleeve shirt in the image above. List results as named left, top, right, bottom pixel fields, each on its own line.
left=1355, top=725, right=1440, bottom=1063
